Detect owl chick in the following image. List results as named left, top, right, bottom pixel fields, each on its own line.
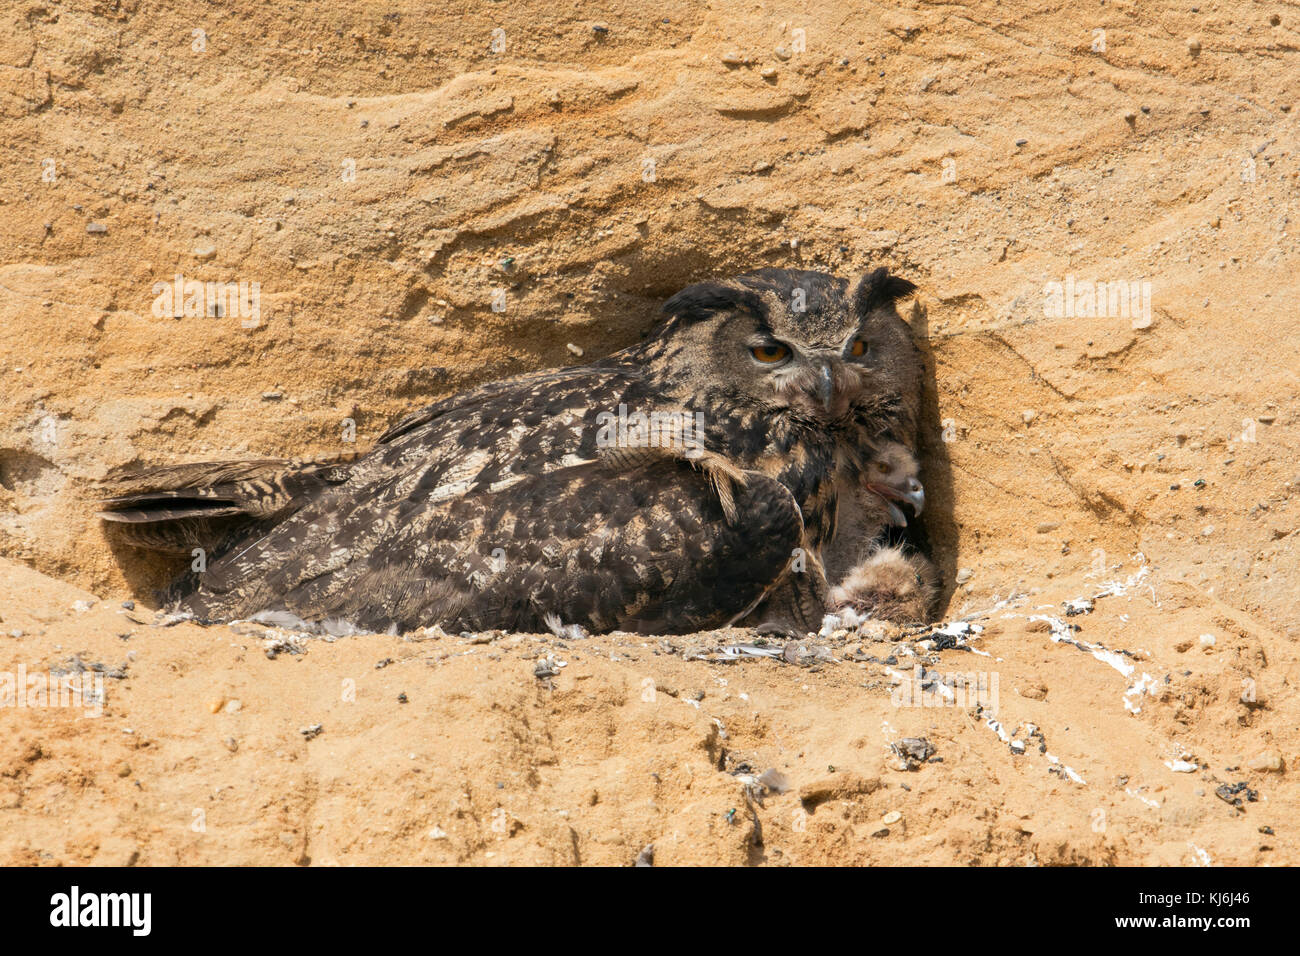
left=822, top=440, right=926, bottom=584
left=771, top=439, right=938, bottom=628
left=99, top=267, right=923, bottom=635
left=828, top=544, right=939, bottom=627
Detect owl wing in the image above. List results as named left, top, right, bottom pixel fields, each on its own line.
left=170, top=364, right=804, bottom=634
left=181, top=453, right=803, bottom=634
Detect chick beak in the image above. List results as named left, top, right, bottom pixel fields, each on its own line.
left=862, top=476, right=926, bottom=526
left=882, top=500, right=908, bottom=527
left=903, top=477, right=925, bottom=516
left=817, top=362, right=835, bottom=412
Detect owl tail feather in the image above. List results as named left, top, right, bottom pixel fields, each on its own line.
left=96, top=453, right=360, bottom=553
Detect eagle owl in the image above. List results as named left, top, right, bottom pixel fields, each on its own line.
left=100, top=267, right=928, bottom=635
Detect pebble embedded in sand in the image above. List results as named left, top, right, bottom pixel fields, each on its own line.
left=1187, top=37, right=1202, bottom=54
left=882, top=810, right=902, bottom=825
left=955, top=568, right=973, bottom=584
left=1247, top=751, right=1283, bottom=772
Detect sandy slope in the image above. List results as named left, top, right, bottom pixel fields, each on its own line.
left=1, top=0, right=1298, bottom=864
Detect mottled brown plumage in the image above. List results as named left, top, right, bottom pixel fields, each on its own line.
left=99, top=267, right=925, bottom=634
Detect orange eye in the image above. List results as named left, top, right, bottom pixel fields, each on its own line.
left=850, top=338, right=869, bottom=358
left=876, top=461, right=891, bottom=474
left=751, top=343, right=790, bottom=363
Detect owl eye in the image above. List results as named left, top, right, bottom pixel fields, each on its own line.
left=750, top=343, right=790, bottom=364
left=849, top=338, right=870, bottom=358
left=875, top=461, right=891, bottom=474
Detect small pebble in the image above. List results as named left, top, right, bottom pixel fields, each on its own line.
left=1187, top=37, right=1202, bottom=54
left=955, top=568, right=973, bottom=584
left=86, top=222, right=107, bottom=234
left=882, top=810, right=902, bottom=825
left=1247, top=751, right=1283, bottom=773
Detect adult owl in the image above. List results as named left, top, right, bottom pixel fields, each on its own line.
left=100, top=267, right=925, bottom=635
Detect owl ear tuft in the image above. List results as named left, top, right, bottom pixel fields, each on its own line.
left=662, top=281, right=765, bottom=322
left=852, top=268, right=917, bottom=317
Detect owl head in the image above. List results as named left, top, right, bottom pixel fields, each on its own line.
left=655, top=267, right=921, bottom=439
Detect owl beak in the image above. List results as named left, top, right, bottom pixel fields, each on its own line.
left=817, top=362, right=835, bottom=411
